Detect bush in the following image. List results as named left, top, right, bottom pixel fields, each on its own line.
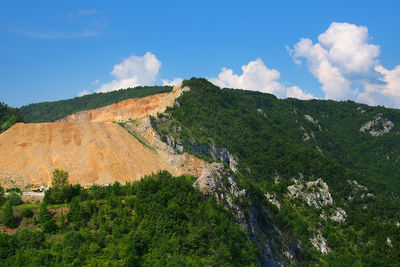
left=21, top=208, right=33, bottom=219
left=42, top=220, right=57, bottom=234
left=6, top=192, right=22, bottom=206
left=6, top=188, right=21, bottom=194
left=1, top=202, right=19, bottom=228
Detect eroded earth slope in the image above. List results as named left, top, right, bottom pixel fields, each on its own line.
left=0, top=85, right=208, bottom=187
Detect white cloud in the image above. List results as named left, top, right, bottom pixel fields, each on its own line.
left=286, top=86, right=315, bottom=100
left=291, top=22, right=400, bottom=108
left=318, top=22, right=380, bottom=75
left=209, top=58, right=315, bottom=100
left=162, top=78, right=183, bottom=86
left=78, top=90, right=90, bottom=97
left=91, top=79, right=100, bottom=86
left=292, top=38, right=354, bottom=99
left=96, top=52, right=161, bottom=93
left=358, top=65, right=400, bottom=107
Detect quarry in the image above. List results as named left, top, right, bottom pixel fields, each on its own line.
left=0, top=85, right=208, bottom=188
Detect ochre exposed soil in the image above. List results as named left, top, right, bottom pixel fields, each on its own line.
left=57, top=85, right=187, bottom=123
left=0, top=86, right=209, bottom=188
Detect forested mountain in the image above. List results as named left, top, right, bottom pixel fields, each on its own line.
left=151, top=78, right=400, bottom=265
left=20, top=86, right=172, bottom=123
left=0, top=102, right=23, bottom=133
left=0, top=78, right=399, bottom=266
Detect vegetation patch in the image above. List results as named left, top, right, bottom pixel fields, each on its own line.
left=0, top=171, right=256, bottom=266
left=117, top=119, right=155, bottom=151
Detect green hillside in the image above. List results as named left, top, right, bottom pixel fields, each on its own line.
left=1, top=78, right=399, bottom=265
left=0, top=102, right=24, bottom=133
left=20, top=85, right=172, bottom=123
left=0, top=172, right=255, bottom=266
left=151, top=78, right=400, bottom=265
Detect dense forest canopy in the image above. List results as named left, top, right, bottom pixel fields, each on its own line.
left=0, top=172, right=255, bottom=266
left=20, top=85, right=172, bottom=123
left=0, top=102, right=24, bottom=133
left=151, top=78, right=400, bottom=265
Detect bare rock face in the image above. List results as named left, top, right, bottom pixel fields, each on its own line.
left=304, top=115, right=322, bottom=131
left=132, top=117, right=209, bottom=179
left=265, top=192, right=281, bottom=209
left=209, top=143, right=239, bottom=173
left=310, top=230, right=331, bottom=254
left=360, top=114, right=394, bottom=136
left=194, top=163, right=246, bottom=227
left=347, top=179, right=374, bottom=200
left=330, top=208, right=347, bottom=222
left=288, top=178, right=333, bottom=208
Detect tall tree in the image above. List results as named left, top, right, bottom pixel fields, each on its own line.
left=51, top=169, right=69, bottom=189
left=1, top=202, right=18, bottom=228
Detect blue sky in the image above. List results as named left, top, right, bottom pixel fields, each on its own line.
left=1, top=1, right=400, bottom=108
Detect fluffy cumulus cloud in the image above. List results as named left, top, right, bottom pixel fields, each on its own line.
left=96, top=52, right=162, bottom=93
left=162, top=78, right=183, bottom=86
left=209, top=58, right=315, bottom=100
left=291, top=22, right=400, bottom=107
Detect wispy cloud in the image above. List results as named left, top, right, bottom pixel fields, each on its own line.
left=68, top=9, right=105, bottom=17
left=10, top=29, right=99, bottom=39
left=8, top=8, right=107, bottom=40
left=91, top=79, right=100, bottom=86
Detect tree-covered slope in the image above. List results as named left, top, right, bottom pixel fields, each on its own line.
left=0, top=172, right=255, bottom=266
left=20, top=85, right=172, bottom=123
left=151, top=78, right=400, bottom=265
left=0, top=102, right=23, bottom=133
left=2, top=77, right=400, bottom=265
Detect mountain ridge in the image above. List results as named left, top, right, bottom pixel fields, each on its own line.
left=0, top=78, right=399, bottom=265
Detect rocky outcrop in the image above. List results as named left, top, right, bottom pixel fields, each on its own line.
left=310, top=230, right=331, bottom=254
left=288, top=178, right=333, bottom=208
left=129, top=117, right=209, bottom=179
left=209, top=144, right=239, bottom=173
left=347, top=179, right=374, bottom=200
left=194, top=163, right=301, bottom=266
left=265, top=192, right=281, bottom=209
left=288, top=178, right=346, bottom=223
left=360, top=114, right=394, bottom=136
left=304, top=115, right=322, bottom=131
left=194, top=163, right=246, bottom=226
left=330, top=208, right=347, bottom=223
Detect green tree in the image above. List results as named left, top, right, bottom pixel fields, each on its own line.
left=0, top=186, right=5, bottom=206
left=1, top=202, right=18, bottom=228
left=6, top=192, right=22, bottom=206
left=21, top=208, right=33, bottom=219
left=38, top=203, right=57, bottom=233
left=51, top=169, right=69, bottom=189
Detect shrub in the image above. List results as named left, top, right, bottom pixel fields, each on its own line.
left=21, top=208, right=34, bottom=219
left=7, top=192, right=22, bottom=206
left=1, top=202, right=19, bottom=228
